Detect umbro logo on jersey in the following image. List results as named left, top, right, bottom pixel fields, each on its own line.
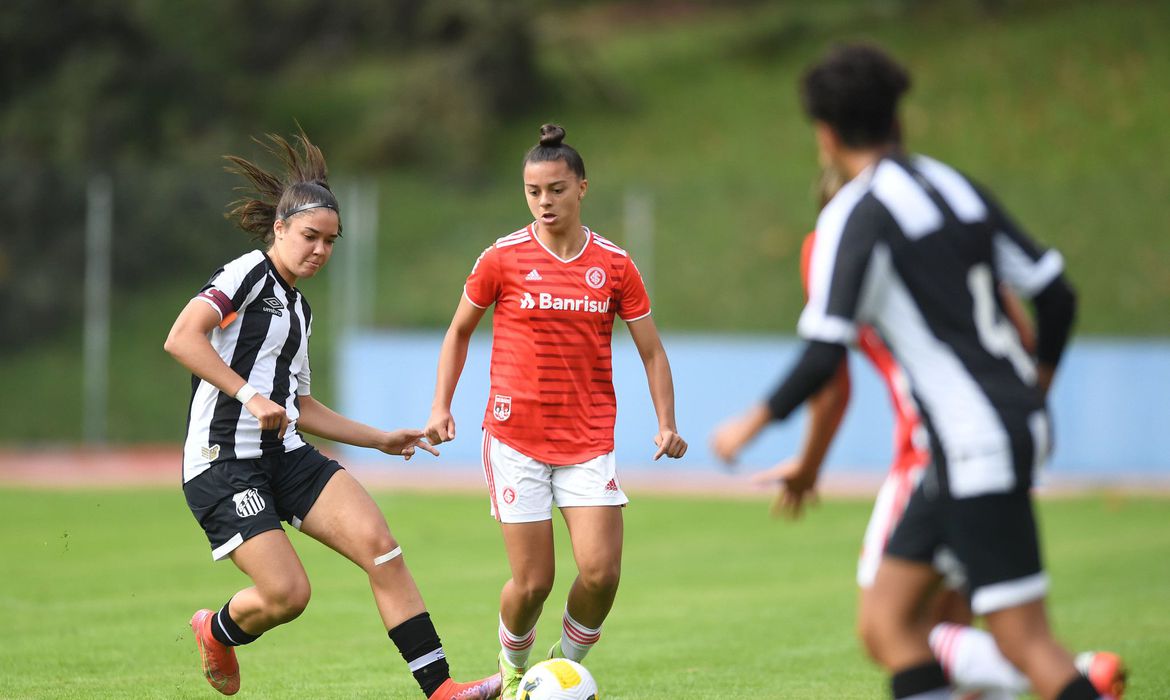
left=200, top=444, right=221, bottom=461
left=233, top=488, right=266, bottom=518
left=519, top=291, right=611, bottom=314
left=260, top=297, right=284, bottom=316
left=525, top=269, right=543, bottom=281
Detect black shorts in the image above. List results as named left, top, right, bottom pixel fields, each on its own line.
left=183, top=445, right=343, bottom=560
left=884, top=466, right=1046, bottom=615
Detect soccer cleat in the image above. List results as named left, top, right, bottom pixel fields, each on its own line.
left=189, top=609, right=240, bottom=695
left=547, top=641, right=564, bottom=659
left=427, top=675, right=503, bottom=700
left=1075, top=651, right=1127, bottom=698
left=498, top=651, right=527, bottom=700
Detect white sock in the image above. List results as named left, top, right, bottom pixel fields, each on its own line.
left=930, top=622, right=1029, bottom=695
left=499, top=616, right=536, bottom=669
left=559, top=608, right=601, bottom=662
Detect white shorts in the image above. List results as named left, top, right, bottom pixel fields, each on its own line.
left=480, top=431, right=629, bottom=523
left=856, top=463, right=965, bottom=591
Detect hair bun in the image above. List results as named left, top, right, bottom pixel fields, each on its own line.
left=538, top=124, right=566, bottom=147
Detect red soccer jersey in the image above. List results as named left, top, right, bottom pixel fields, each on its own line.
left=464, top=224, right=652, bottom=466
left=801, top=232, right=929, bottom=474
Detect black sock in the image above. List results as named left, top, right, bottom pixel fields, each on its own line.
left=388, top=612, right=450, bottom=697
left=891, top=660, right=949, bottom=699
left=1057, top=675, right=1102, bottom=700
left=210, top=599, right=261, bottom=647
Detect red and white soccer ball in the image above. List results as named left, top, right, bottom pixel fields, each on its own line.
left=516, top=658, right=598, bottom=700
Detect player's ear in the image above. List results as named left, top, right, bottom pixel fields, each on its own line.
left=273, top=217, right=285, bottom=240
left=578, top=178, right=588, bottom=200
left=814, top=122, right=840, bottom=165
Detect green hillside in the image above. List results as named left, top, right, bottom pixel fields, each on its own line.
left=3, top=1, right=1168, bottom=443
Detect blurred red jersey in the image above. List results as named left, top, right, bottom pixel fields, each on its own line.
left=464, top=224, right=652, bottom=465
left=801, top=232, right=929, bottom=474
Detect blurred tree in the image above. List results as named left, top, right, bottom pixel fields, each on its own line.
left=0, top=0, right=542, bottom=352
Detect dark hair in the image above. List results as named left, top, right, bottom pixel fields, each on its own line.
left=800, top=44, right=911, bottom=148
left=522, top=124, right=586, bottom=180
left=223, top=128, right=341, bottom=244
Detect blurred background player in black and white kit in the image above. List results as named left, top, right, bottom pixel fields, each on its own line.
left=711, top=44, right=1125, bottom=700
left=720, top=162, right=1122, bottom=700
left=164, top=130, right=500, bottom=700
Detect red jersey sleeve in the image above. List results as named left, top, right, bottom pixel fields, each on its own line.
left=463, top=244, right=501, bottom=308
left=800, top=231, right=816, bottom=301
left=618, top=257, right=651, bottom=322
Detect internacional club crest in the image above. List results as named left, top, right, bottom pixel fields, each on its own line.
left=493, top=394, right=512, bottom=422
left=584, top=266, right=606, bottom=289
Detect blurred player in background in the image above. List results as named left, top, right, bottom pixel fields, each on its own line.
left=725, top=166, right=1119, bottom=700
left=425, top=124, right=687, bottom=698
left=165, top=130, right=500, bottom=700
left=711, top=44, right=1124, bottom=700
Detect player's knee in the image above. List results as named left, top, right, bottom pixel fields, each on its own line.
left=514, top=573, right=555, bottom=605
left=263, top=576, right=311, bottom=623
left=857, top=613, right=885, bottom=664
left=578, top=561, right=621, bottom=596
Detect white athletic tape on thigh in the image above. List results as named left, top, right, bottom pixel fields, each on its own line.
left=373, top=546, right=403, bottom=566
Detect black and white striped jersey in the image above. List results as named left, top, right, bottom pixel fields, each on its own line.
left=800, top=155, right=1065, bottom=498
left=182, top=250, right=311, bottom=483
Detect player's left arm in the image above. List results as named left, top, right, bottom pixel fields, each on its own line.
left=297, top=395, right=438, bottom=460
left=626, top=315, right=687, bottom=460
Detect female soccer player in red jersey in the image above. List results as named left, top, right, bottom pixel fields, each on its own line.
left=166, top=130, right=499, bottom=700
left=425, top=124, right=688, bottom=698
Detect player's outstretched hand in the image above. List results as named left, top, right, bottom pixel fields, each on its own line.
left=244, top=395, right=289, bottom=439
left=752, top=458, right=819, bottom=520
left=379, top=429, right=440, bottom=461
left=424, top=410, right=456, bottom=446
left=709, top=404, right=770, bottom=466
left=653, top=429, right=688, bottom=460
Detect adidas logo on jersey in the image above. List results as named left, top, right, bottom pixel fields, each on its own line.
left=525, top=269, right=543, bottom=281
left=604, top=478, right=619, bottom=493
left=519, top=291, right=611, bottom=313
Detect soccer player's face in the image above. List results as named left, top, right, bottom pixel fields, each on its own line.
left=523, top=160, right=586, bottom=232
left=270, top=208, right=340, bottom=284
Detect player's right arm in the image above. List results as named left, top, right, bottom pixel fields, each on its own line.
left=755, top=359, right=850, bottom=518
left=425, top=295, right=487, bottom=445
left=164, top=298, right=289, bottom=436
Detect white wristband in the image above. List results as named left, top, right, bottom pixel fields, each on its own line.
left=234, top=383, right=259, bottom=404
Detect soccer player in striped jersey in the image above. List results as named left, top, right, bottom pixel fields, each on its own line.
left=425, top=124, right=688, bottom=698
left=727, top=166, right=1120, bottom=700
left=711, top=45, right=1124, bottom=700
left=165, top=130, right=500, bottom=700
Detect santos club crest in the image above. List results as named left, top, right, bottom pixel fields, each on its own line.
left=493, top=394, right=512, bottom=422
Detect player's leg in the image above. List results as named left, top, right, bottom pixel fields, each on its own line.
left=293, top=453, right=499, bottom=700
left=183, top=459, right=304, bottom=696
left=556, top=505, right=623, bottom=661
left=952, top=490, right=1105, bottom=700
left=547, top=451, right=627, bottom=662
left=484, top=432, right=557, bottom=697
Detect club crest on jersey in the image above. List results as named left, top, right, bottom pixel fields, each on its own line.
left=502, top=486, right=517, bottom=504
left=233, top=488, right=266, bottom=518
left=493, top=394, right=512, bottom=422
left=200, top=444, right=221, bottom=461
left=585, top=266, right=606, bottom=289
left=260, top=296, right=284, bottom=317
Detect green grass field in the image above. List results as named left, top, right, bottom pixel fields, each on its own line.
left=2, top=488, right=1166, bottom=699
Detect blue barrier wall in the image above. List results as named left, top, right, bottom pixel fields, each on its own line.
left=337, top=332, right=1169, bottom=477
